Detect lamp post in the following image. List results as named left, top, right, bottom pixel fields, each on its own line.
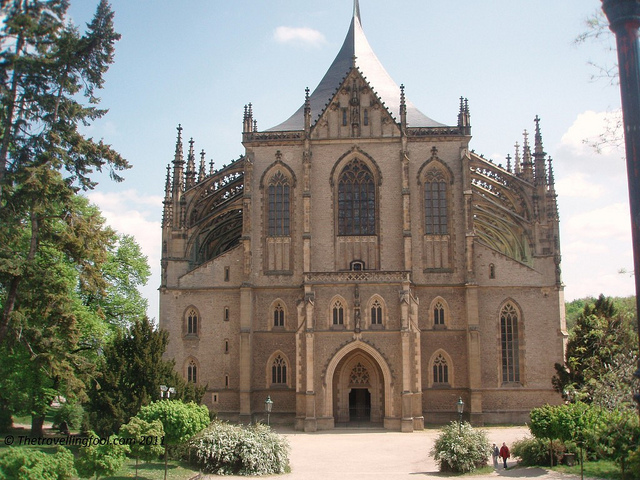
left=265, top=396, right=273, bottom=426
left=601, top=0, right=640, bottom=413
left=457, top=397, right=464, bottom=434
left=160, top=385, right=175, bottom=399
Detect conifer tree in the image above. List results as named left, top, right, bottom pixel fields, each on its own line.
left=0, top=0, right=129, bottom=345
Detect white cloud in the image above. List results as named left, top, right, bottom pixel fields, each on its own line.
left=555, top=172, right=605, bottom=199
left=560, top=109, right=622, bottom=157
left=565, top=202, right=631, bottom=241
left=274, top=26, right=326, bottom=47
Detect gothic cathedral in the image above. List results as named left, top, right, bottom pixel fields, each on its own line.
left=160, top=3, right=566, bottom=431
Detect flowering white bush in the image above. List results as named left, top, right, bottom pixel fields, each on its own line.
left=430, top=422, right=492, bottom=473
left=191, top=421, right=289, bottom=476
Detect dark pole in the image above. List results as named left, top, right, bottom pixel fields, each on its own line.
left=601, top=0, right=640, bottom=412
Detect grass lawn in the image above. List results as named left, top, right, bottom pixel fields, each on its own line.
left=1, top=425, right=200, bottom=480
left=553, top=460, right=624, bottom=480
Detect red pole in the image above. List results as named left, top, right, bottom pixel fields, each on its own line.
left=601, top=0, right=640, bottom=411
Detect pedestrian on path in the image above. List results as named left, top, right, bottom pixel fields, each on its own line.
left=499, top=442, right=510, bottom=469
left=492, top=443, right=499, bottom=468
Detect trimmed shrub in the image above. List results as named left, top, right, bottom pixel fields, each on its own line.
left=511, top=436, right=566, bottom=466
left=75, top=431, right=130, bottom=479
left=430, top=422, right=492, bottom=473
left=52, top=402, right=84, bottom=431
left=191, top=421, right=290, bottom=475
left=0, top=447, right=76, bottom=480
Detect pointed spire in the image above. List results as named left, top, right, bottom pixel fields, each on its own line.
left=400, top=84, right=407, bottom=132
left=209, top=159, right=215, bottom=176
left=457, top=97, right=471, bottom=135
left=172, top=124, right=185, bottom=195
left=514, top=141, right=521, bottom=175
left=533, top=115, right=547, bottom=187
left=506, top=154, right=512, bottom=173
left=198, top=149, right=206, bottom=182
left=353, top=0, right=361, bottom=23
left=163, top=164, right=172, bottom=227
left=186, top=138, right=196, bottom=189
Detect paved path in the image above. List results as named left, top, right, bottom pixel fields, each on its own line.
left=204, top=425, right=592, bottom=480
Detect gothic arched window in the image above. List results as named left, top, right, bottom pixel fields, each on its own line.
left=500, top=303, right=520, bottom=383
left=273, top=303, right=285, bottom=327
left=338, top=159, right=376, bottom=235
left=434, top=302, right=445, bottom=326
left=333, top=300, right=345, bottom=325
left=187, top=360, right=197, bottom=383
left=424, top=172, right=448, bottom=235
left=271, top=354, right=287, bottom=385
left=268, top=171, right=290, bottom=236
left=433, top=354, right=449, bottom=384
left=187, top=309, right=198, bottom=335
left=371, top=299, right=382, bottom=325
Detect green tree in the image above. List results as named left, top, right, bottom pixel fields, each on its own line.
left=75, top=431, right=129, bottom=480
left=99, top=234, right=150, bottom=327
left=86, top=317, right=206, bottom=436
left=597, top=408, right=640, bottom=480
left=137, top=400, right=210, bottom=480
left=0, top=195, right=116, bottom=435
left=554, top=294, right=638, bottom=409
left=0, top=0, right=129, bottom=345
left=119, top=417, right=165, bottom=479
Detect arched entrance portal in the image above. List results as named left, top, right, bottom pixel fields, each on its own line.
left=332, top=350, right=384, bottom=424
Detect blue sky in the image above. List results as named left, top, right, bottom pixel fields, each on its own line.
left=68, top=1, right=633, bottom=321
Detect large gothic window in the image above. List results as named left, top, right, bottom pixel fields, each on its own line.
left=268, top=171, right=290, bottom=236
left=424, top=172, right=448, bottom=235
left=338, top=159, right=376, bottom=235
left=433, top=302, right=445, bottom=326
left=432, top=354, right=449, bottom=384
left=500, top=303, right=520, bottom=383
left=271, top=354, right=287, bottom=385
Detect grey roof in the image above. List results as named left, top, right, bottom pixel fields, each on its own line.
left=268, top=5, right=444, bottom=131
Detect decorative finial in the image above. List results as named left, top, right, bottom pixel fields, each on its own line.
left=506, top=154, right=512, bottom=173
left=199, top=149, right=206, bottom=182
left=209, top=159, right=214, bottom=176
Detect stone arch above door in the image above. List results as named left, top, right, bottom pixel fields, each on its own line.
left=322, top=341, right=393, bottom=423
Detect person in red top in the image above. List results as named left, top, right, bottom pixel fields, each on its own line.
left=499, top=442, right=510, bottom=469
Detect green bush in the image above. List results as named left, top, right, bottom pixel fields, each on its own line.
left=430, top=422, right=492, bottom=473
left=0, top=447, right=76, bottom=480
left=52, top=402, right=84, bottom=430
left=191, top=421, right=290, bottom=475
left=628, top=446, right=640, bottom=479
left=511, top=436, right=566, bottom=466
left=75, top=431, right=130, bottom=479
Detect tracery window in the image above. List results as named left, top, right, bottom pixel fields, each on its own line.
left=273, top=303, right=285, bottom=327
left=338, top=159, right=376, bottom=235
left=187, top=360, right=197, bottom=383
left=271, top=354, right=287, bottom=385
left=349, top=363, right=370, bottom=385
left=434, top=302, right=445, bottom=326
left=432, top=354, right=448, bottom=384
left=424, top=171, right=448, bottom=235
left=332, top=300, right=345, bottom=325
left=268, top=171, right=290, bottom=236
left=371, top=299, right=382, bottom=325
left=500, top=303, right=520, bottom=383
left=187, top=309, right=198, bottom=335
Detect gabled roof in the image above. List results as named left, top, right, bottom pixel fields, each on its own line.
left=268, top=2, right=444, bottom=131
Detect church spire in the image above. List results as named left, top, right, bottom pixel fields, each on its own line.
left=186, top=138, right=196, bottom=189
left=353, top=0, right=361, bottom=23
left=533, top=115, right=547, bottom=187
left=522, top=129, right=534, bottom=183
left=198, top=149, right=206, bottom=182
left=171, top=124, right=184, bottom=195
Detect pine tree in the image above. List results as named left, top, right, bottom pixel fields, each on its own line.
left=0, top=0, right=129, bottom=345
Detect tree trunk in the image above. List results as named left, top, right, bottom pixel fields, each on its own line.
left=31, top=414, right=45, bottom=437
left=0, top=211, right=40, bottom=344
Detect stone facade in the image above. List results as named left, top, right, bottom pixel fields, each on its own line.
left=159, top=4, right=566, bottom=431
